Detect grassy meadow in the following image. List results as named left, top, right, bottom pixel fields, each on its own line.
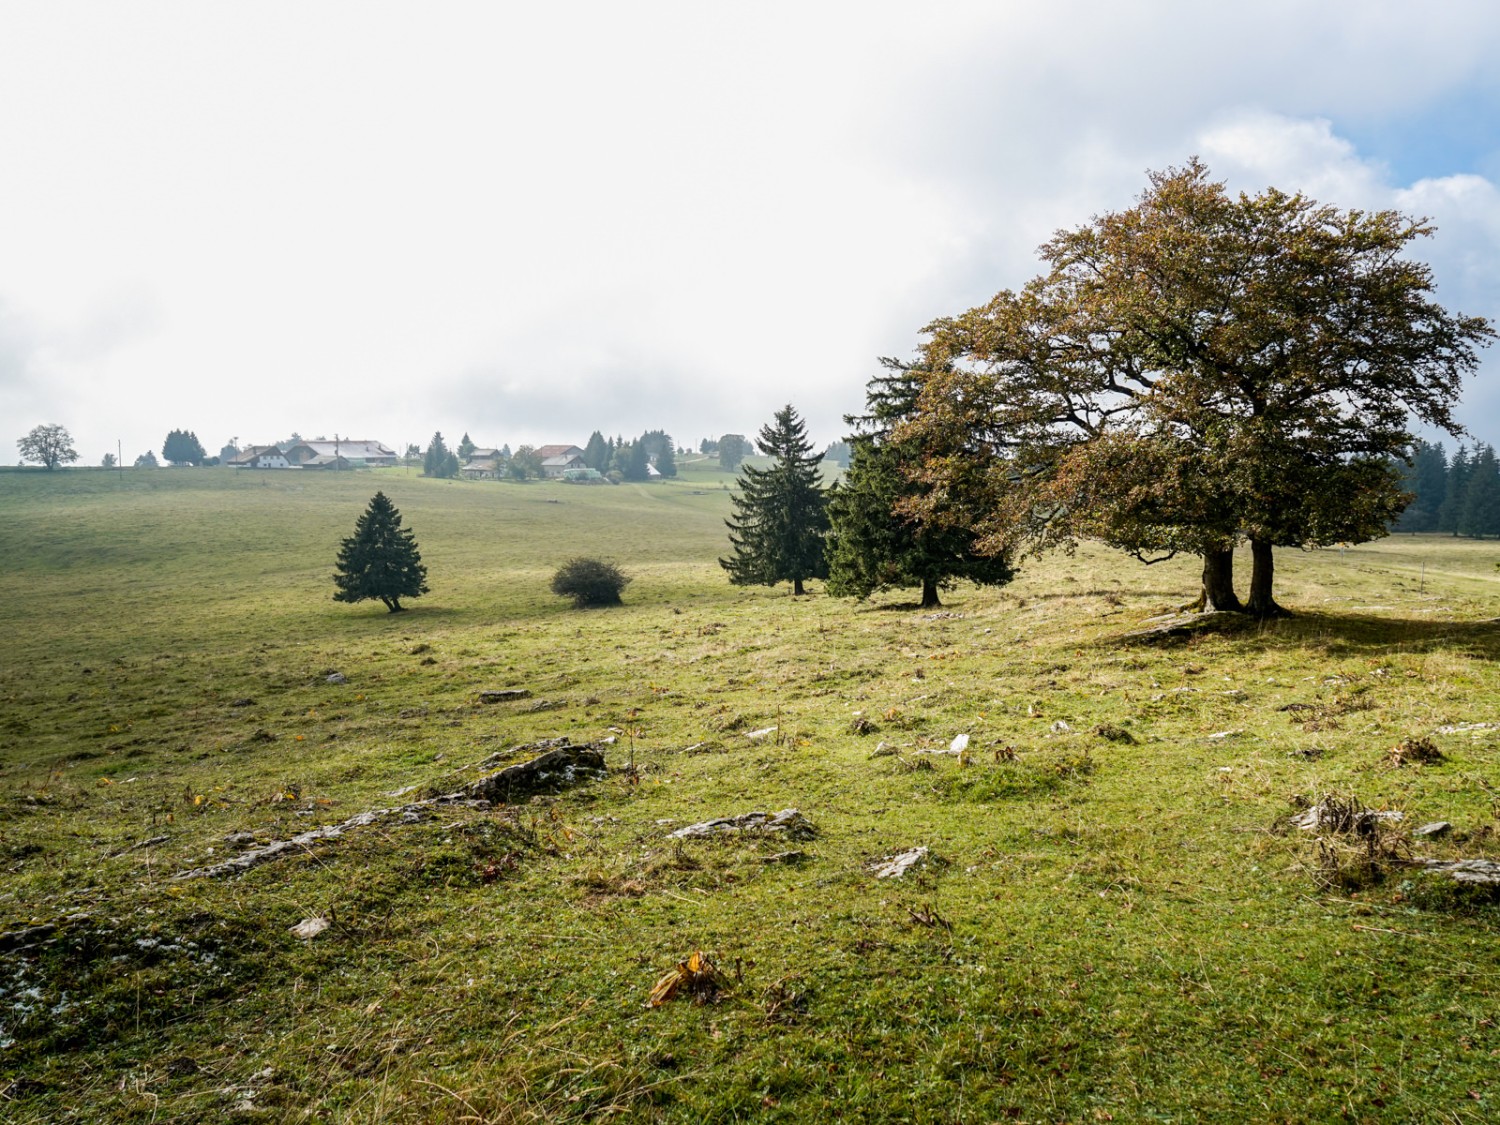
left=2, top=463, right=1500, bottom=1123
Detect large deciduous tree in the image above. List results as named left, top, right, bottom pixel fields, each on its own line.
left=718, top=434, right=748, bottom=472
left=17, top=424, right=78, bottom=470
left=915, top=161, right=1493, bottom=615
left=333, top=492, right=429, bottom=612
left=827, top=359, right=1014, bottom=608
left=720, top=405, right=828, bottom=595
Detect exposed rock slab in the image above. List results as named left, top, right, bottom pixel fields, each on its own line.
left=175, top=740, right=607, bottom=880
left=478, top=688, right=530, bottom=703
left=669, top=809, right=815, bottom=840
left=462, top=743, right=606, bottom=803
left=1417, top=858, right=1500, bottom=885
left=870, top=847, right=930, bottom=879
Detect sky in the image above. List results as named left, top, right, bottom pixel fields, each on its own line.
left=4, top=0, right=1500, bottom=464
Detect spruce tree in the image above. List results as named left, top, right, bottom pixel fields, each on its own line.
left=423, top=433, right=453, bottom=478
left=656, top=442, right=677, bottom=478
left=1395, top=440, right=1448, bottom=532
left=827, top=359, right=1014, bottom=608
left=720, top=405, right=828, bottom=594
left=458, top=433, right=476, bottom=461
left=1459, top=444, right=1500, bottom=538
left=333, top=492, right=429, bottom=613
left=622, top=440, right=651, bottom=481
left=583, top=431, right=609, bottom=471
left=1437, top=445, right=1471, bottom=534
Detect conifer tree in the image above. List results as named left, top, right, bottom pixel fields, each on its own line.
left=458, top=433, right=476, bottom=461
left=1395, top=440, right=1448, bottom=532
left=720, top=405, right=828, bottom=595
left=622, top=440, right=651, bottom=481
left=583, top=431, right=609, bottom=471
left=656, top=442, right=677, bottom=477
left=1437, top=445, right=1472, bottom=534
left=1459, top=444, right=1500, bottom=538
left=827, top=359, right=1014, bottom=608
left=332, top=492, right=429, bottom=612
left=423, top=432, right=455, bottom=478
left=162, top=429, right=206, bottom=466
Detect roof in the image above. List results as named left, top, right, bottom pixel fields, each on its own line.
left=534, top=444, right=583, bottom=460
left=228, top=445, right=282, bottom=463
left=293, top=440, right=395, bottom=458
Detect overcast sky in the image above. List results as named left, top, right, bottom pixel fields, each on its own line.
left=4, top=0, right=1500, bottom=463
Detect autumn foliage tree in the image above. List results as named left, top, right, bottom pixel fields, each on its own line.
left=912, top=161, right=1493, bottom=615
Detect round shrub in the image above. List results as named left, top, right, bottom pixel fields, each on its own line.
left=551, top=557, right=631, bottom=608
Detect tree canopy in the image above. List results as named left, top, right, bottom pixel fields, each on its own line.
left=718, top=434, right=748, bottom=472
left=332, top=492, right=429, bottom=613
left=162, top=430, right=206, bottom=466
left=720, top=405, right=828, bottom=595
left=911, top=161, right=1494, bottom=615
left=17, top=424, right=79, bottom=470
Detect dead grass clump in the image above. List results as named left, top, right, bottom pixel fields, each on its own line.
left=1093, top=723, right=1136, bottom=744
left=1300, top=793, right=1412, bottom=892
left=1387, top=736, right=1444, bottom=768
left=647, top=951, right=727, bottom=1007
left=849, top=716, right=878, bottom=736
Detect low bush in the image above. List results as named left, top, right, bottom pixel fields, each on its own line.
left=551, top=557, right=631, bottom=607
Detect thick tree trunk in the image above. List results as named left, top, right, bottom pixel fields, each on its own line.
left=384, top=597, right=404, bottom=613
left=920, top=579, right=941, bottom=609
left=792, top=578, right=806, bottom=596
left=1195, top=547, right=1242, bottom=612
left=1246, top=539, right=1287, bottom=617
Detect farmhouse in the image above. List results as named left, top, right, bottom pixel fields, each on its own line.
left=227, top=445, right=291, bottom=469
left=460, top=458, right=503, bottom=480
left=536, top=444, right=586, bottom=478
left=285, top=440, right=398, bottom=468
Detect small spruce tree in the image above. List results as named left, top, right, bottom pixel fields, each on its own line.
left=720, top=405, right=828, bottom=595
left=333, top=492, right=429, bottom=612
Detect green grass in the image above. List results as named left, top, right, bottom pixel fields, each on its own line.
left=2, top=467, right=1500, bottom=1122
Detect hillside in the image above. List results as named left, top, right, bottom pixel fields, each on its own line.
left=2, top=467, right=1499, bottom=1123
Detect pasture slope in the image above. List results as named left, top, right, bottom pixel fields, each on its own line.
left=2, top=465, right=1499, bottom=1123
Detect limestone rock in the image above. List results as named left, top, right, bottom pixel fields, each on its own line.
left=478, top=688, right=530, bottom=703
left=670, top=808, right=815, bottom=840
left=870, top=847, right=930, bottom=879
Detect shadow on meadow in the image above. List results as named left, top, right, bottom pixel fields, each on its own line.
left=1109, top=608, right=1500, bottom=660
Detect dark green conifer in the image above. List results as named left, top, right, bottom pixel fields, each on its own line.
left=720, top=405, right=828, bottom=595
left=333, top=492, right=429, bottom=613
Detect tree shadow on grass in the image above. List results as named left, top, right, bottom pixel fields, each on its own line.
left=1112, top=609, right=1500, bottom=661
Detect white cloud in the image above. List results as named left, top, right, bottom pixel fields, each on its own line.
left=1, top=2, right=1499, bottom=457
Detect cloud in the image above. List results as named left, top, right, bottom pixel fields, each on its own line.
left=3, top=3, right=1500, bottom=455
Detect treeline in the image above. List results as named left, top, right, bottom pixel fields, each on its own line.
left=1396, top=441, right=1500, bottom=537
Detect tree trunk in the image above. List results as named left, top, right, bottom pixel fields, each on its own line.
left=792, top=578, right=806, bottom=596
left=1196, top=547, right=1242, bottom=612
left=920, top=578, right=941, bottom=609
left=1246, top=539, right=1287, bottom=617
